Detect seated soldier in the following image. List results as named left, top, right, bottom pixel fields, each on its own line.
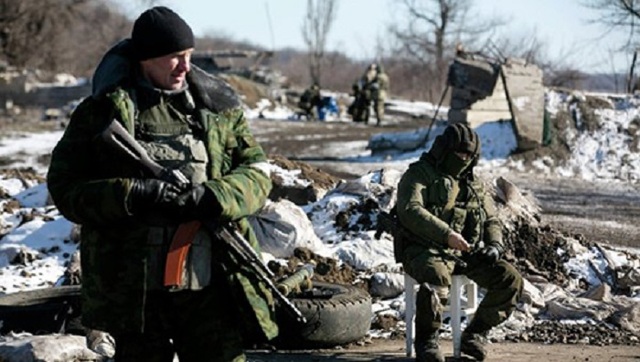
left=298, top=83, right=321, bottom=120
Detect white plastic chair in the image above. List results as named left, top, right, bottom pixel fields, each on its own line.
left=405, top=273, right=478, bottom=359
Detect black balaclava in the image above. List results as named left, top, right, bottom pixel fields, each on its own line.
left=426, top=123, right=481, bottom=178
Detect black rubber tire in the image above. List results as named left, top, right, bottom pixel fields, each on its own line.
left=0, top=285, right=82, bottom=335
left=274, top=281, right=372, bottom=348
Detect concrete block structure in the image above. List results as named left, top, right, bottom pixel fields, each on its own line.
left=447, top=55, right=545, bottom=151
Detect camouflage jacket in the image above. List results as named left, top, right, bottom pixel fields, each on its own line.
left=375, top=72, right=390, bottom=100
left=46, top=40, right=277, bottom=340
left=395, top=154, right=502, bottom=260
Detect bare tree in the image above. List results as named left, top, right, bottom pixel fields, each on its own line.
left=301, top=0, right=337, bottom=86
left=490, top=31, right=587, bottom=89
left=582, top=1, right=640, bottom=91
left=583, top=0, right=640, bottom=46
left=0, top=0, right=90, bottom=69
left=67, top=3, right=131, bottom=75
left=0, top=0, right=131, bottom=75
left=389, top=0, right=502, bottom=101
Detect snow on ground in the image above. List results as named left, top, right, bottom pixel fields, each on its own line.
left=1, top=88, right=639, bottom=292
left=558, top=97, right=640, bottom=181
left=0, top=88, right=639, bottom=349
left=0, top=87, right=640, bottom=286
left=0, top=131, right=64, bottom=175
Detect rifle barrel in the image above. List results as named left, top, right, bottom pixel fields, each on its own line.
left=213, top=224, right=307, bottom=324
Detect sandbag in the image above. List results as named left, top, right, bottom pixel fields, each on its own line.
left=249, top=199, right=328, bottom=258
left=368, top=272, right=404, bottom=299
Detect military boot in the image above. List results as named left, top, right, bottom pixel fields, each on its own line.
left=460, top=318, right=491, bottom=361
left=414, top=332, right=444, bottom=362
left=414, top=283, right=447, bottom=362
left=460, top=330, right=487, bottom=361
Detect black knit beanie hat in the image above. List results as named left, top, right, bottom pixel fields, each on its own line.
left=131, top=6, right=195, bottom=61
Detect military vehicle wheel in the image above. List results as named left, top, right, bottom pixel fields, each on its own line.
left=274, top=281, right=372, bottom=348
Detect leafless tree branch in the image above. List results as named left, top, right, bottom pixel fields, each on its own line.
left=301, top=0, right=337, bottom=85
left=389, top=0, right=504, bottom=101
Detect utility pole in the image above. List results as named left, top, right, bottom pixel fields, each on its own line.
left=627, top=48, right=638, bottom=94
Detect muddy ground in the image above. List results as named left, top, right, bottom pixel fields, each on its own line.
left=246, top=339, right=640, bottom=362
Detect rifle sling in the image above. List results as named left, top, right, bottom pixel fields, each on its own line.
left=164, top=220, right=202, bottom=288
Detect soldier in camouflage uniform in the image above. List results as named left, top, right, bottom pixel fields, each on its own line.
left=369, top=63, right=389, bottom=126
left=353, top=63, right=390, bottom=126
left=394, top=123, right=523, bottom=362
left=297, top=83, right=321, bottom=121
left=348, top=79, right=369, bottom=123
left=47, top=6, right=276, bottom=362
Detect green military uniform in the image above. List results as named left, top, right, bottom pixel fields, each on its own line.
left=47, top=39, right=277, bottom=362
left=297, top=84, right=321, bottom=121
left=360, top=65, right=378, bottom=125
left=394, top=123, right=522, bottom=362
left=371, top=65, right=390, bottom=126
left=349, top=63, right=390, bottom=126
left=348, top=79, right=370, bottom=123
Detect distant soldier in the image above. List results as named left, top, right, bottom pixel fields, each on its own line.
left=348, top=79, right=370, bottom=123
left=350, top=63, right=390, bottom=126
left=371, top=63, right=390, bottom=126
left=297, top=83, right=321, bottom=121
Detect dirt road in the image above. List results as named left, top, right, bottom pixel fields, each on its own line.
left=246, top=338, right=640, bottom=361
left=250, top=117, right=429, bottom=168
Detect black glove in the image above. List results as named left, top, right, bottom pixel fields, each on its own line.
left=127, top=179, right=182, bottom=213
left=478, top=243, right=503, bottom=264
left=173, top=183, right=222, bottom=221
left=127, top=179, right=185, bottom=225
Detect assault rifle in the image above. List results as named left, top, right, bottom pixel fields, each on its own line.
left=100, top=119, right=306, bottom=324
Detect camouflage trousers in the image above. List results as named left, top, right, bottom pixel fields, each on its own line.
left=403, top=252, right=523, bottom=336
left=112, top=280, right=245, bottom=362
left=372, top=98, right=385, bottom=125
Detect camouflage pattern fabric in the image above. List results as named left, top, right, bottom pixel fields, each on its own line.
left=373, top=71, right=390, bottom=125
left=351, top=64, right=390, bottom=125
left=47, top=46, right=278, bottom=347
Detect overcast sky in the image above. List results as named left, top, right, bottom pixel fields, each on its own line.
left=113, top=0, right=629, bottom=74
